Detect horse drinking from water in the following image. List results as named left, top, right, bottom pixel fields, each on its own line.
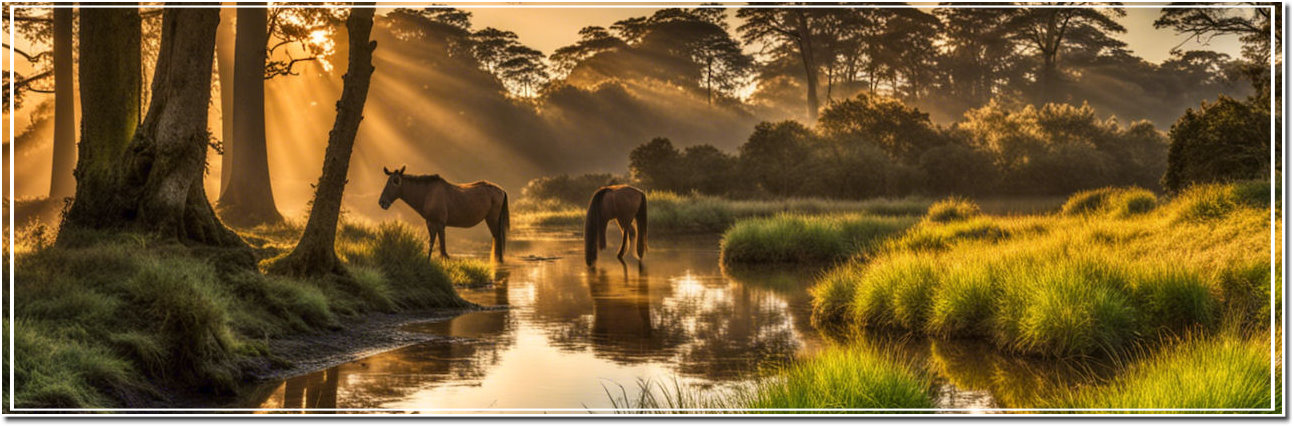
left=585, top=185, right=647, bottom=266
left=378, top=166, right=509, bottom=261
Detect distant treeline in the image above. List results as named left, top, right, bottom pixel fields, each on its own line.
left=524, top=91, right=1273, bottom=202
left=632, top=94, right=1169, bottom=198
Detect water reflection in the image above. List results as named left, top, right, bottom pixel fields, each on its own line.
left=239, top=236, right=1116, bottom=412
left=242, top=237, right=818, bottom=410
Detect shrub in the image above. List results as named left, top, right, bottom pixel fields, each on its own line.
left=918, top=142, right=999, bottom=195
left=1162, top=96, right=1271, bottom=194
left=738, top=120, right=816, bottom=197
left=520, top=173, right=625, bottom=205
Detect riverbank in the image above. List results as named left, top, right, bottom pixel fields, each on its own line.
left=6, top=217, right=493, bottom=410
left=685, top=181, right=1279, bottom=412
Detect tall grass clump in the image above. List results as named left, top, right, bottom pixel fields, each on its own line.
left=1169, top=181, right=1270, bottom=222
left=925, top=197, right=981, bottom=223
left=603, top=343, right=937, bottom=413
left=746, top=343, right=936, bottom=411
left=1044, top=333, right=1271, bottom=411
left=721, top=214, right=918, bottom=264
left=1061, top=187, right=1158, bottom=218
left=812, top=182, right=1272, bottom=357
left=337, top=221, right=474, bottom=309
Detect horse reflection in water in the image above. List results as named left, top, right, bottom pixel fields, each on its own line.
left=585, top=263, right=686, bottom=363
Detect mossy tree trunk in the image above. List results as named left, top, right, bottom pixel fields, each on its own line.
left=217, top=3, right=283, bottom=227
left=62, top=5, right=142, bottom=235
left=269, top=4, right=375, bottom=277
left=61, top=6, right=244, bottom=249
left=48, top=7, right=76, bottom=199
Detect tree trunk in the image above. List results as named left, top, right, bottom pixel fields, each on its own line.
left=268, top=4, right=376, bottom=277
left=49, top=7, right=76, bottom=199
left=62, top=5, right=142, bottom=234
left=791, top=10, right=819, bottom=122
left=1039, top=53, right=1058, bottom=103
left=216, top=5, right=236, bottom=192
left=61, top=6, right=245, bottom=250
left=218, top=3, right=283, bottom=227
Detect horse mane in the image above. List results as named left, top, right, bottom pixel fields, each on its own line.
left=401, top=173, right=445, bottom=184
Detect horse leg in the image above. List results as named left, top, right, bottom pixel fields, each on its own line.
left=616, top=218, right=631, bottom=260
left=625, top=221, right=637, bottom=260
left=437, top=226, right=450, bottom=259
left=486, top=212, right=502, bottom=262
left=432, top=218, right=442, bottom=258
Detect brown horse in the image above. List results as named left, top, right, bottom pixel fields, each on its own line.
left=378, top=166, right=509, bottom=261
left=585, top=185, right=647, bottom=266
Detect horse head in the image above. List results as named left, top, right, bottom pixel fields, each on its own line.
left=379, top=165, right=407, bottom=210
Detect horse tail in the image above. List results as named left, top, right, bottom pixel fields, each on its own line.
left=635, top=190, right=647, bottom=259
left=495, top=191, right=508, bottom=261
left=585, top=187, right=610, bottom=266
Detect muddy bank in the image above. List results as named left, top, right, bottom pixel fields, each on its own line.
left=153, top=305, right=502, bottom=410
left=245, top=306, right=505, bottom=382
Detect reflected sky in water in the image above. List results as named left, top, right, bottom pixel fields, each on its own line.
left=242, top=236, right=824, bottom=411
left=240, top=234, right=1115, bottom=413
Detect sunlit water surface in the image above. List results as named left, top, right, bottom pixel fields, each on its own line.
left=235, top=231, right=1110, bottom=414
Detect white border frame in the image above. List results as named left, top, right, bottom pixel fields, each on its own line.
left=2, top=0, right=1286, bottom=416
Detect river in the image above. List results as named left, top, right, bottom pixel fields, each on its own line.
left=234, top=231, right=1108, bottom=413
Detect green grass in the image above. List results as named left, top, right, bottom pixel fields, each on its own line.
left=1043, top=333, right=1273, bottom=412
left=604, top=343, right=937, bottom=413
left=813, top=182, right=1274, bottom=357
left=926, top=197, right=981, bottom=223
left=745, top=343, right=936, bottom=411
left=720, top=214, right=918, bottom=264
left=515, top=192, right=931, bottom=234
left=1061, top=187, right=1158, bottom=218
left=10, top=219, right=483, bottom=408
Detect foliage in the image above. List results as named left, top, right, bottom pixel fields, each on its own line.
left=629, top=138, right=743, bottom=195
left=624, top=95, right=1170, bottom=200
left=520, top=173, right=626, bottom=205
left=817, top=92, right=941, bottom=163
left=1162, top=96, right=1271, bottom=193
left=738, top=121, right=816, bottom=196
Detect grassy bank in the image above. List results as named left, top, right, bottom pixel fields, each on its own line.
left=721, top=214, right=919, bottom=264
left=1042, top=333, right=1274, bottom=412
left=8, top=220, right=487, bottom=409
left=607, top=331, right=1274, bottom=413
left=812, top=183, right=1275, bottom=357
left=515, top=192, right=931, bottom=234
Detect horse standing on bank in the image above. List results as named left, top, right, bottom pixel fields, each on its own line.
left=378, top=166, right=509, bottom=261
left=585, top=185, right=647, bottom=266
